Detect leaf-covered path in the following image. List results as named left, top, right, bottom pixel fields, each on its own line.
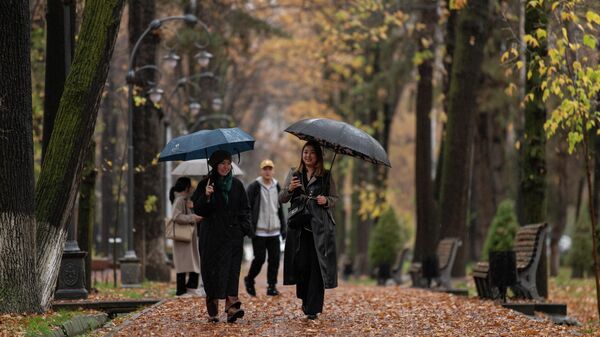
left=110, top=283, right=579, bottom=336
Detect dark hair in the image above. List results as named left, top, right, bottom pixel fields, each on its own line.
left=208, top=150, right=232, bottom=169
left=297, top=141, right=324, bottom=176
left=169, top=177, right=192, bottom=204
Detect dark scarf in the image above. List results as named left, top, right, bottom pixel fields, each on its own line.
left=214, top=170, right=233, bottom=204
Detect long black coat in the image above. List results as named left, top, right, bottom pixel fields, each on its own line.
left=279, top=169, right=338, bottom=289
left=191, top=176, right=252, bottom=299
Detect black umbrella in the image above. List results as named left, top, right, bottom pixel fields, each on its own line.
left=284, top=118, right=391, bottom=167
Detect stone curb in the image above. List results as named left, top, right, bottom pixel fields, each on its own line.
left=102, top=299, right=168, bottom=337
left=37, top=313, right=108, bottom=337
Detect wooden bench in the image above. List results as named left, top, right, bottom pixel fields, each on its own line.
left=91, top=258, right=116, bottom=285
left=473, top=223, right=547, bottom=301
left=409, top=238, right=462, bottom=289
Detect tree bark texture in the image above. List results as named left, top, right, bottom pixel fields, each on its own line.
left=35, top=0, right=125, bottom=309
left=129, top=0, right=170, bottom=281
left=0, top=0, right=41, bottom=313
left=522, top=2, right=548, bottom=297
left=78, top=141, right=97, bottom=292
left=413, top=0, right=437, bottom=264
left=42, top=0, right=76, bottom=161
left=439, top=0, right=491, bottom=277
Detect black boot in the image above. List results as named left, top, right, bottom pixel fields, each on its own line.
left=244, top=276, right=256, bottom=296
left=266, top=284, right=279, bottom=296
left=176, top=273, right=187, bottom=296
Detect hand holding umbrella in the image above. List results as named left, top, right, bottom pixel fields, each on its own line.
left=205, top=178, right=214, bottom=202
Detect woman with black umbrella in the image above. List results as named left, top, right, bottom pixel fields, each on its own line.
left=191, top=150, right=253, bottom=323
left=279, top=141, right=338, bottom=320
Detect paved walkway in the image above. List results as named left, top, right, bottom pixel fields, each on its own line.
left=109, top=282, right=579, bottom=336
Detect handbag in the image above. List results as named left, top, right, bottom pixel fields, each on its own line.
left=287, top=197, right=311, bottom=230
left=164, top=217, right=194, bottom=242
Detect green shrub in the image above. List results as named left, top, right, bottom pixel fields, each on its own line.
left=568, top=205, right=594, bottom=277
left=368, top=207, right=404, bottom=266
left=481, top=199, right=519, bottom=260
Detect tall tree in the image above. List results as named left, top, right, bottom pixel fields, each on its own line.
left=469, top=2, right=517, bottom=261
left=129, top=0, right=170, bottom=281
left=413, top=0, right=438, bottom=263
left=521, top=0, right=548, bottom=297
left=99, top=75, right=118, bottom=257
left=42, top=0, right=76, bottom=160
left=0, top=0, right=41, bottom=313
left=439, top=0, right=491, bottom=276
left=78, top=141, right=97, bottom=292
left=35, top=0, right=125, bottom=309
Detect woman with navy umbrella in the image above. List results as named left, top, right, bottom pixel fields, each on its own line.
left=191, top=150, right=252, bottom=323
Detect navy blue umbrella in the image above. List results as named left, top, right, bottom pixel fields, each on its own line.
left=159, top=127, right=255, bottom=162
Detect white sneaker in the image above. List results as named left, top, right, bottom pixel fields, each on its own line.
left=187, top=287, right=206, bottom=297
left=177, top=292, right=193, bottom=298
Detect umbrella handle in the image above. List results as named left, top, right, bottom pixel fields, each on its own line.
left=323, top=152, right=337, bottom=197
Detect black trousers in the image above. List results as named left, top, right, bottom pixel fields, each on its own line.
left=176, top=272, right=199, bottom=296
left=296, top=229, right=324, bottom=315
left=247, top=235, right=281, bottom=285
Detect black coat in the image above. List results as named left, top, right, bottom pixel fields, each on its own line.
left=246, top=179, right=286, bottom=238
left=191, top=176, right=252, bottom=299
left=279, top=168, right=338, bottom=289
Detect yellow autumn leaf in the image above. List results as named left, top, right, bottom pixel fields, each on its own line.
left=585, top=10, right=600, bottom=25
left=516, top=60, right=524, bottom=70
left=505, top=83, right=517, bottom=97
left=450, top=0, right=468, bottom=10
left=535, top=28, right=547, bottom=40
left=523, top=34, right=539, bottom=48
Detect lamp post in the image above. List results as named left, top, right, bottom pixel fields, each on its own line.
left=162, top=71, right=223, bottom=218
left=121, top=14, right=202, bottom=287
left=164, top=71, right=229, bottom=132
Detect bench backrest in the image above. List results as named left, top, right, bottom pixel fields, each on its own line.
left=437, top=238, right=461, bottom=270
left=514, top=223, right=547, bottom=271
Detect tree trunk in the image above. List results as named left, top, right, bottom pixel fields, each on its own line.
left=35, top=0, right=125, bottom=309
left=439, top=0, right=491, bottom=277
left=594, top=127, right=600, bottom=229
left=129, top=0, right=170, bottom=281
left=78, top=141, right=96, bottom=292
left=550, top=142, right=568, bottom=276
left=470, top=112, right=497, bottom=261
left=355, top=160, right=375, bottom=274
left=0, top=0, right=41, bottom=313
left=521, top=2, right=548, bottom=298
left=99, top=76, right=117, bottom=257
left=433, top=5, right=456, bottom=231
left=42, top=0, right=76, bottom=161
left=413, top=0, right=437, bottom=264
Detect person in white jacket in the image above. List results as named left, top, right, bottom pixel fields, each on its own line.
left=169, top=177, right=205, bottom=297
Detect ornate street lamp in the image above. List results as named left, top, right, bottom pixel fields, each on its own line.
left=211, top=97, right=223, bottom=112
left=122, top=14, right=203, bottom=287
left=162, top=50, right=181, bottom=70
left=195, top=50, right=213, bottom=68
left=189, top=100, right=201, bottom=116
left=147, top=87, right=165, bottom=104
